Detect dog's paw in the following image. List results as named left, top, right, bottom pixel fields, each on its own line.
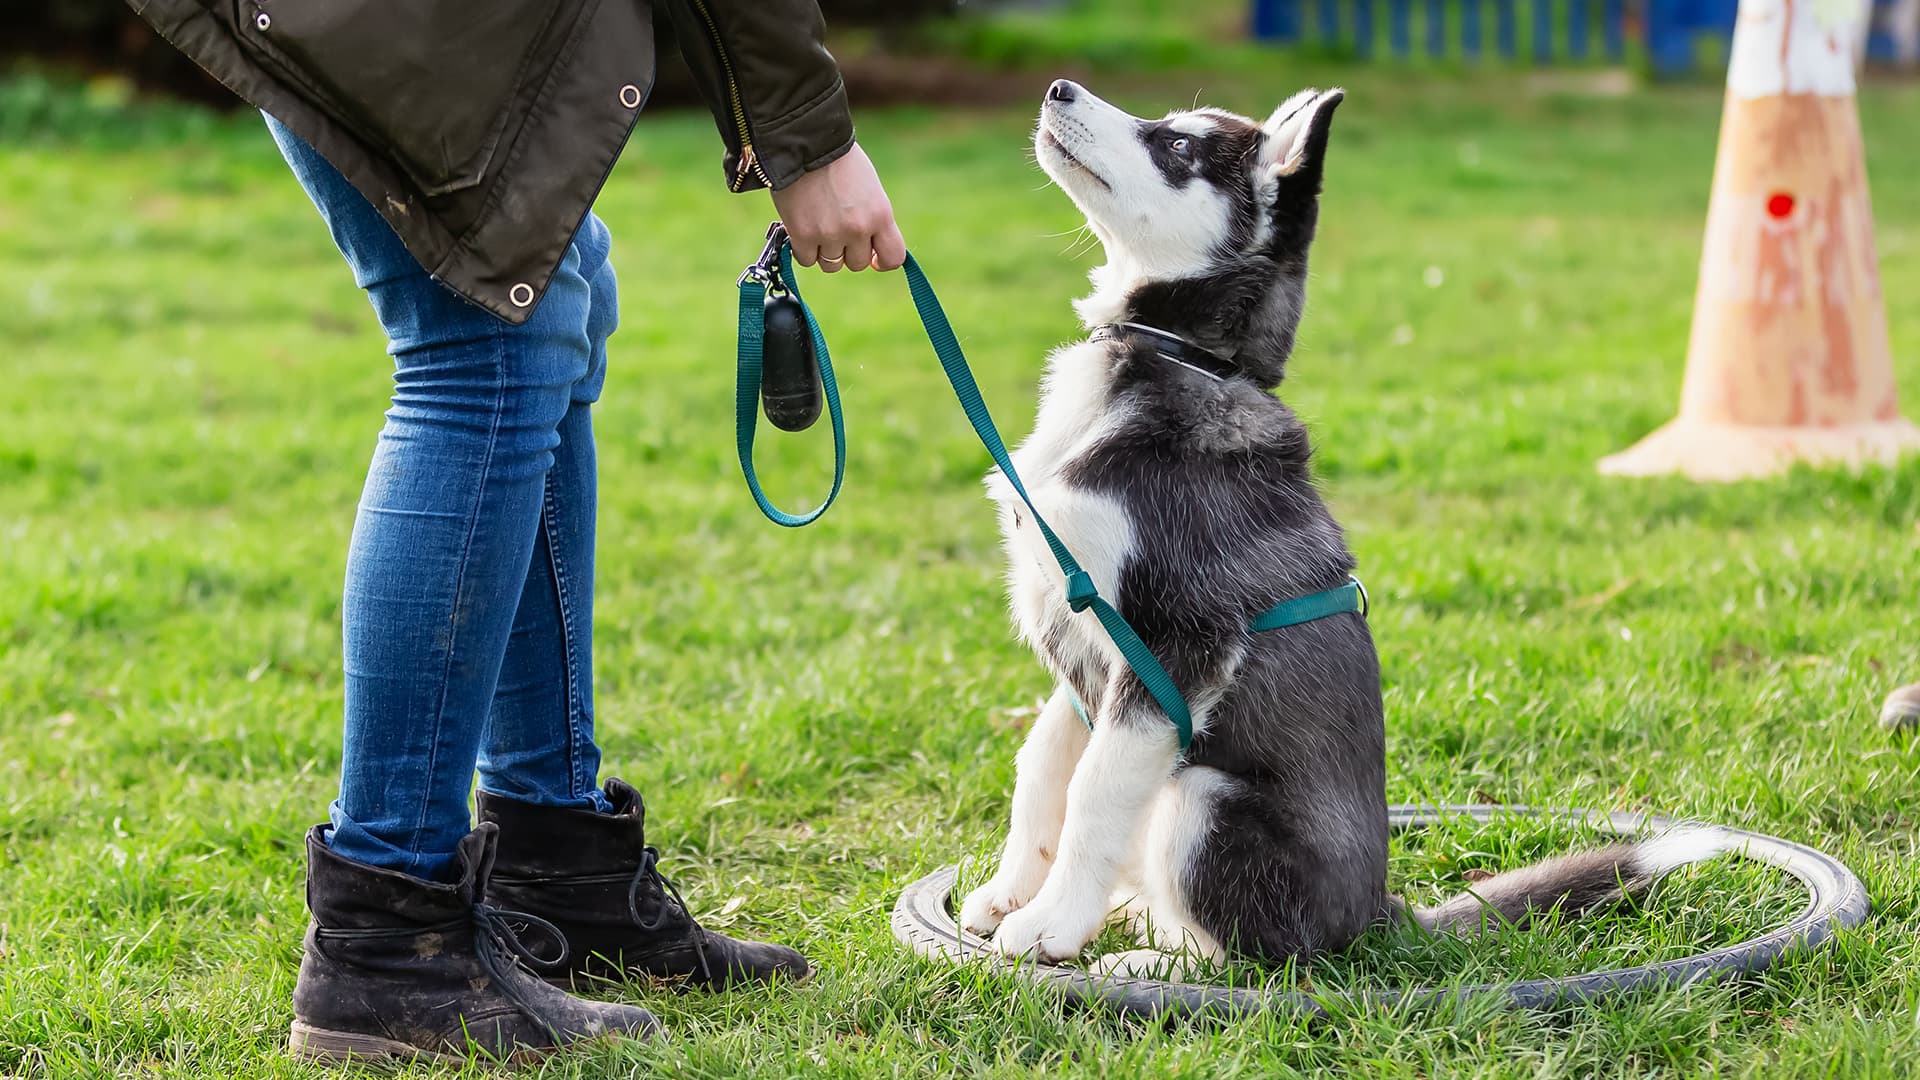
left=959, top=878, right=1028, bottom=937
left=961, top=854, right=1055, bottom=937
left=990, top=899, right=1100, bottom=964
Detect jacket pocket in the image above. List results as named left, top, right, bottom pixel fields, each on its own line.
left=233, top=0, right=566, bottom=196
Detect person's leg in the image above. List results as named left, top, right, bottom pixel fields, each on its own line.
left=477, top=213, right=617, bottom=810
left=268, top=119, right=659, bottom=1060
left=267, top=117, right=598, bottom=880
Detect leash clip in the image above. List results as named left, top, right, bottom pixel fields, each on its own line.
left=738, top=221, right=789, bottom=290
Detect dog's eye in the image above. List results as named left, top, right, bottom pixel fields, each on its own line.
left=1168, top=136, right=1192, bottom=157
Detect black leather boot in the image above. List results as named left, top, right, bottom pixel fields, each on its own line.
left=478, top=779, right=810, bottom=989
left=288, top=823, right=659, bottom=1065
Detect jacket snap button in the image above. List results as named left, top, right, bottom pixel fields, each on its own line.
left=254, top=11, right=271, bottom=31
left=618, top=84, right=642, bottom=109
left=509, top=283, right=535, bottom=308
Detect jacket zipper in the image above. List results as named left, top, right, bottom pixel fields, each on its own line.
left=686, top=0, right=772, bottom=192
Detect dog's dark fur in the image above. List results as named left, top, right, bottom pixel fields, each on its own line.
left=962, top=82, right=1719, bottom=975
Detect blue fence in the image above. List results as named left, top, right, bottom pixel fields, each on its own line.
left=1250, top=0, right=1914, bottom=76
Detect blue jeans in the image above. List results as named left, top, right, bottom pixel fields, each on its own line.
left=269, top=118, right=616, bottom=879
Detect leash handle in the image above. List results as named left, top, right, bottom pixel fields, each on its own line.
left=735, top=234, right=846, bottom=527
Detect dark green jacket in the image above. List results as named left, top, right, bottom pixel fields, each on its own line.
left=127, top=0, right=854, bottom=323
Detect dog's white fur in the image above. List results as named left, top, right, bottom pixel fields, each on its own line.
left=1038, top=90, right=1237, bottom=318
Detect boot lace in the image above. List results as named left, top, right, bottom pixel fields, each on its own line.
left=627, top=846, right=714, bottom=982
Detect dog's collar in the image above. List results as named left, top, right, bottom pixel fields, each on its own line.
left=1089, top=322, right=1238, bottom=382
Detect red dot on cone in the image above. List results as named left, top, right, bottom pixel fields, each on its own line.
left=1767, top=192, right=1795, bottom=219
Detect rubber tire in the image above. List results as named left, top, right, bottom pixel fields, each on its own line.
left=891, top=805, right=1871, bottom=1020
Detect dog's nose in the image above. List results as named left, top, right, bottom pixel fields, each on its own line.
left=1047, top=79, right=1077, bottom=104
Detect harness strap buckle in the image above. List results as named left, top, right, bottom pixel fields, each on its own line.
left=1064, top=570, right=1099, bottom=612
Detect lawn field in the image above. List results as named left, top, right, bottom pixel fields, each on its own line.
left=3, top=62, right=1920, bottom=1078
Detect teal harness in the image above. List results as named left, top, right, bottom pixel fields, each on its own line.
left=734, top=225, right=1366, bottom=750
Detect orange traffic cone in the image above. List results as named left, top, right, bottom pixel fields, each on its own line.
left=1600, top=0, right=1920, bottom=480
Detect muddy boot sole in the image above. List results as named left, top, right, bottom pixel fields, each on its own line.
left=289, top=1021, right=476, bottom=1066
left=288, top=1021, right=589, bottom=1067
left=290, top=1021, right=650, bottom=1067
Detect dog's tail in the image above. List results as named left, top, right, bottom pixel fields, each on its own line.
left=1409, top=826, right=1725, bottom=935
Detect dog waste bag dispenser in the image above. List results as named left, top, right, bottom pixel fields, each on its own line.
left=760, top=284, right=822, bottom=432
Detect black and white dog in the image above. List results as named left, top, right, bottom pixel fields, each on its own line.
left=960, top=81, right=1719, bottom=978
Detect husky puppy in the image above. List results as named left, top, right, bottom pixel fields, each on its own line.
left=961, top=80, right=1719, bottom=978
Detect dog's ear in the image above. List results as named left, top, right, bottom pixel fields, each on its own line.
left=1257, top=87, right=1344, bottom=193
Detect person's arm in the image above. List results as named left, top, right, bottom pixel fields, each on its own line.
left=663, top=0, right=905, bottom=272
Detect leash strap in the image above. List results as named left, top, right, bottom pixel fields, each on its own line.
left=900, top=254, right=1196, bottom=749
left=735, top=244, right=846, bottom=527
left=734, top=236, right=1368, bottom=751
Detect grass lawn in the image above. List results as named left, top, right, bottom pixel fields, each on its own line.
left=3, top=57, right=1920, bottom=1078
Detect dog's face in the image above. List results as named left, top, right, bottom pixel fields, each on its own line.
left=1035, top=81, right=1344, bottom=385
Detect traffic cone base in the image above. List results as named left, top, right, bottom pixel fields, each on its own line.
left=1598, top=417, right=1920, bottom=481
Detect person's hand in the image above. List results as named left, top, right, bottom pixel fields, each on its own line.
left=770, top=143, right=906, bottom=273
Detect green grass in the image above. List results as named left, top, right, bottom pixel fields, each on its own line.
left=4, top=60, right=1920, bottom=1078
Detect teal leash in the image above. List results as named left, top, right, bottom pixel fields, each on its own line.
left=734, top=230, right=1366, bottom=750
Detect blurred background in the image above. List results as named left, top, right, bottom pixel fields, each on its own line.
left=4, top=0, right=1918, bottom=123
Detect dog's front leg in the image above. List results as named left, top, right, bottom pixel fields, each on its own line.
left=961, top=687, right=1090, bottom=935
left=992, top=678, right=1180, bottom=964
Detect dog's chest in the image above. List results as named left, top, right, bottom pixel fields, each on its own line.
left=988, top=344, right=1136, bottom=684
